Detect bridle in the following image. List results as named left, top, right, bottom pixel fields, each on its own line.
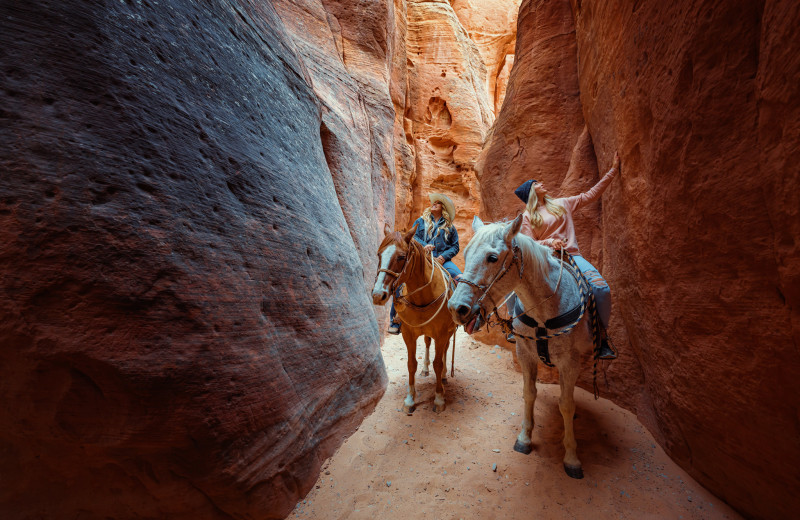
left=459, top=240, right=587, bottom=340
left=458, top=238, right=525, bottom=314
left=375, top=241, right=417, bottom=295
left=375, top=240, right=454, bottom=327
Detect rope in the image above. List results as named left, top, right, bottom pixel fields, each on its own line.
left=472, top=244, right=607, bottom=398
left=395, top=257, right=451, bottom=328
left=450, top=328, right=455, bottom=378
left=402, top=250, right=435, bottom=299
left=494, top=253, right=587, bottom=342
left=588, top=290, right=601, bottom=399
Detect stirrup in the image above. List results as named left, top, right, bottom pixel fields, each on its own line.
left=597, top=337, right=617, bottom=360
left=506, top=332, right=516, bottom=344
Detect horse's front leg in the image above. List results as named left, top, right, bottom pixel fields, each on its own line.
left=420, top=336, right=431, bottom=377
left=558, top=364, right=583, bottom=478
left=431, top=335, right=448, bottom=412
left=402, top=330, right=419, bottom=414
left=514, top=339, right=538, bottom=454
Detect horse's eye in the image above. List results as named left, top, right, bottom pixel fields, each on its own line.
left=487, top=254, right=498, bottom=263
left=397, top=255, right=406, bottom=261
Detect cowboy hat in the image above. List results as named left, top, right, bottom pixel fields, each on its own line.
left=428, top=193, right=456, bottom=221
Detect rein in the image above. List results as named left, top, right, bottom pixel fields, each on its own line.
left=377, top=240, right=455, bottom=327
left=494, top=253, right=588, bottom=342
left=375, top=236, right=459, bottom=378
left=396, top=253, right=453, bottom=328
left=459, top=238, right=525, bottom=312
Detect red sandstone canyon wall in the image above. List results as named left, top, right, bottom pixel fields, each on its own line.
left=392, top=0, right=522, bottom=281
left=450, top=0, right=522, bottom=117
left=396, top=0, right=497, bottom=269
left=0, top=1, right=397, bottom=518
left=479, top=0, right=800, bottom=518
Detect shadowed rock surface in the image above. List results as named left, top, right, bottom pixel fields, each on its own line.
left=0, top=1, right=391, bottom=518
left=478, top=0, right=800, bottom=518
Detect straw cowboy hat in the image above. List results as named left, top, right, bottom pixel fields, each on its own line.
left=429, top=193, right=455, bottom=221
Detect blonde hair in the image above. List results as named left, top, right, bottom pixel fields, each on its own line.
left=422, top=207, right=453, bottom=240
left=525, top=193, right=565, bottom=229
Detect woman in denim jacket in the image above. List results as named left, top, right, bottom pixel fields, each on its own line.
left=388, top=193, right=461, bottom=334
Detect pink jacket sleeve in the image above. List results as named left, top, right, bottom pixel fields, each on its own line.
left=564, top=166, right=618, bottom=211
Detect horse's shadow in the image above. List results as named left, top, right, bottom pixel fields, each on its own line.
left=527, top=389, right=618, bottom=469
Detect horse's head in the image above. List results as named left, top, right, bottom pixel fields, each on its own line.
left=372, top=222, right=419, bottom=305
left=448, top=214, right=524, bottom=332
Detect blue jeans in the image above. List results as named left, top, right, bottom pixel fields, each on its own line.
left=390, top=260, right=462, bottom=324
left=572, top=255, right=611, bottom=330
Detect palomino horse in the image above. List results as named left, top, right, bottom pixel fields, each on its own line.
left=372, top=223, right=458, bottom=413
left=448, top=214, right=594, bottom=478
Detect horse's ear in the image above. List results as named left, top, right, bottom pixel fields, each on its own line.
left=403, top=223, right=418, bottom=243
left=504, top=213, right=523, bottom=244
left=383, top=222, right=392, bottom=237
left=472, top=215, right=484, bottom=232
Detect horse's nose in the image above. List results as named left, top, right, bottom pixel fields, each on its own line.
left=456, top=304, right=471, bottom=317
left=372, top=289, right=389, bottom=305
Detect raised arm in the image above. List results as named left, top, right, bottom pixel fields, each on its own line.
left=566, top=152, right=620, bottom=211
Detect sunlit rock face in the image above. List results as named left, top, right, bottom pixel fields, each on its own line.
left=393, top=0, right=520, bottom=267
left=480, top=0, right=800, bottom=518
left=0, top=1, right=394, bottom=518
left=395, top=0, right=495, bottom=264
left=450, top=0, right=522, bottom=116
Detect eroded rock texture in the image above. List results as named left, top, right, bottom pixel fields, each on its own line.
left=0, top=1, right=394, bottom=518
left=395, top=0, right=495, bottom=265
left=451, top=0, right=522, bottom=116
left=480, top=0, right=800, bottom=518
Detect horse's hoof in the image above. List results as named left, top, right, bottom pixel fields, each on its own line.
left=420, top=369, right=429, bottom=377
left=403, top=404, right=415, bottom=414
left=433, top=403, right=446, bottom=413
left=513, top=440, right=533, bottom=455
left=563, top=463, right=584, bottom=479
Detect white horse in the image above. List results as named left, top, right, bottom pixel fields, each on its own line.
left=448, top=214, right=594, bottom=478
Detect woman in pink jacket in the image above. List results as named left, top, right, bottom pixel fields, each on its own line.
left=512, top=152, right=620, bottom=359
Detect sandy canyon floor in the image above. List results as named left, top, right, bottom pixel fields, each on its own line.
left=291, top=333, right=741, bottom=519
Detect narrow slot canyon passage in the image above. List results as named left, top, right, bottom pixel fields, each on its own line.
left=1, top=0, right=798, bottom=519
left=291, top=334, right=741, bottom=519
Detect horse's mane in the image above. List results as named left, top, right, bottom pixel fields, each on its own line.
left=378, top=230, right=430, bottom=268
left=406, top=236, right=434, bottom=271
left=378, top=231, right=403, bottom=251
left=466, top=221, right=552, bottom=282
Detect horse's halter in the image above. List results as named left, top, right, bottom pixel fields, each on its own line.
left=375, top=240, right=417, bottom=294
left=459, top=238, right=525, bottom=314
